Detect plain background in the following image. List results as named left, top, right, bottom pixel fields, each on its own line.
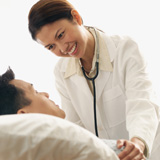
left=0, top=0, right=160, bottom=106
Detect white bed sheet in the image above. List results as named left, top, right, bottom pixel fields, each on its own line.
left=0, top=113, right=119, bottom=160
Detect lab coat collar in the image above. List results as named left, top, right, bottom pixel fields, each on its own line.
left=64, top=27, right=115, bottom=79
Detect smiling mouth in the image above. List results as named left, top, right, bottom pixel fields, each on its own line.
left=68, top=43, right=77, bottom=56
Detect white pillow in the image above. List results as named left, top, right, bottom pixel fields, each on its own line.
left=0, top=113, right=119, bottom=160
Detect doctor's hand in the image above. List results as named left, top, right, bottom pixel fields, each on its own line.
left=117, top=138, right=146, bottom=160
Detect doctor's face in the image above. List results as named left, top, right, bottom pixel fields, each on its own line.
left=9, top=79, right=65, bottom=119
left=36, top=17, right=91, bottom=59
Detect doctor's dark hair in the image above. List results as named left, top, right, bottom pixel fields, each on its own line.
left=0, top=68, right=31, bottom=115
left=28, top=0, right=75, bottom=40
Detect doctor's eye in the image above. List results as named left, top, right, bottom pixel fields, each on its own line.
left=58, top=31, right=64, bottom=39
left=48, top=44, right=55, bottom=50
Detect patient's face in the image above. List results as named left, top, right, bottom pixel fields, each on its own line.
left=9, top=79, right=65, bottom=118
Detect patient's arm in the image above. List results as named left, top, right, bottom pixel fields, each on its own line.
left=102, top=139, right=149, bottom=160
left=102, top=139, right=124, bottom=155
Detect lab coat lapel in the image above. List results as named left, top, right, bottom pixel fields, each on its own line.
left=70, top=74, right=93, bottom=102
left=69, top=74, right=95, bottom=132
left=96, top=71, right=111, bottom=101
left=95, top=30, right=113, bottom=102
left=69, top=71, right=111, bottom=109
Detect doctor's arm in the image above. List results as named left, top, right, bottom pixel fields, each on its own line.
left=116, top=37, right=159, bottom=159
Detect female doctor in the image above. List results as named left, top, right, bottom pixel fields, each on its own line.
left=28, top=0, right=159, bottom=159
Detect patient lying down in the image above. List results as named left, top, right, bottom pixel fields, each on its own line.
left=0, top=68, right=127, bottom=159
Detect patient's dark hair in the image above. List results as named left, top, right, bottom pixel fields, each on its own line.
left=0, top=68, right=31, bottom=115
left=28, top=0, right=75, bottom=40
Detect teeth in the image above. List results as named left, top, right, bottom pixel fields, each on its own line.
left=68, top=44, right=76, bottom=55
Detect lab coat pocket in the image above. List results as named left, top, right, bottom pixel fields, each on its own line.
left=103, top=85, right=126, bottom=128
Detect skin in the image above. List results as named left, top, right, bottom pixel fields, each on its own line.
left=9, top=79, right=65, bottom=119
left=117, top=138, right=145, bottom=160
left=36, top=10, right=95, bottom=71
left=35, top=9, right=146, bottom=160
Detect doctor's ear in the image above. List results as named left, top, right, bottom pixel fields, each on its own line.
left=71, top=9, right=83, bottom=25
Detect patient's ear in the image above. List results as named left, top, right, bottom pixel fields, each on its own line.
left=17, top=108, right=28, bottom=114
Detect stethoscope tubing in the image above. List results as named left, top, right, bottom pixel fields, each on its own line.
left=81, top=62, right=99, bottom=137
left=80, top=27, right=100, bottom=137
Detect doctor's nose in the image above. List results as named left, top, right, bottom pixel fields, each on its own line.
left=58, top=43, right=68, bottom=54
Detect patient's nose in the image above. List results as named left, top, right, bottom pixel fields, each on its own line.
left=40, top=92, right=49, bottom=98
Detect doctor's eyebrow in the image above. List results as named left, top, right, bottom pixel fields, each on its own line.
left=44, top=28, right=62, bottom=48
left=55, top=28, right=62, bottom=39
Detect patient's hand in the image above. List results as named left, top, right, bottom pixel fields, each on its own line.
left=117, top=138, right=146, bottom=160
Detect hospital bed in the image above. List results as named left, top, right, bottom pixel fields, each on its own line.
left=0, top=113, right=119, bottom=160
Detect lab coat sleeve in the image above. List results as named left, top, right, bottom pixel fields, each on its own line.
left=117, top=37, right=160, bottom=157
left=54, top=61, right=84, bottom=128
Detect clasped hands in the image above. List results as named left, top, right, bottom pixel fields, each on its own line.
left=117, top=137, right=146, bottom=160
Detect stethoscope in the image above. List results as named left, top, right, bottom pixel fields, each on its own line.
left=79, top=27, right=99, bottom=137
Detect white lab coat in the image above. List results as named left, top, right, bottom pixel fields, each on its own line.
left=54, top=29, right=160, bottom=158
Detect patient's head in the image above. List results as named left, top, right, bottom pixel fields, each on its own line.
left=0, top=68, right=65, bottom=118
